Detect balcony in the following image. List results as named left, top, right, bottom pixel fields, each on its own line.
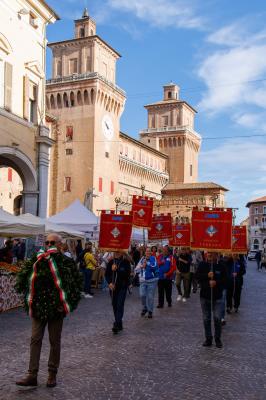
left=139, top=125, right=201, bottom=139
left=46, top=72, right=126, bottom=96
left=119, top=154, right=169, bottom=180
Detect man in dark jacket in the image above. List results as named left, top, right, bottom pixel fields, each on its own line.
left=196, top=252, right=227, bottom=348
left=226, top=254, right=246, bottom=313
left=176, top=248, right=192, bottom=302
left=105, top=252, right=131, bottom=334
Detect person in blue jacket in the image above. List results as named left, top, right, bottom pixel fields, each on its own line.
left=157, top=245, right=174, bottom=308
left=135, top=247, right=158, bottom=318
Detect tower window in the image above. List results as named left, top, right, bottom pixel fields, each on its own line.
left=66, top=126, right=73, bottom=141
left=105, top=152, right=109, bottom=158
left=162, top=116, right=168, bottom=127
left=56, top=61, right=62, bottom=77
left=66, top=149, right=73, bottom=155
left=168, top=91, right=172, bottom=99
left=69, top=58, right=78, bottom=74
left=99, top=177, right=103, bottom=192
left=190, top=164, right=193, bottom=177
left=64, top=177, right=71, bottom=192
left=80, top=27, right=85, bottom=38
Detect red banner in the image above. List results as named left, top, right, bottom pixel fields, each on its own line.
left=232, top=225, right=248, bottom=254
left=169, top=223, right=191, bottom=247
left=191, top=208, right=233, bottom=252
left=148, top=214, right=172, bottom=241
left=132, top=196, right=153, bottom=228
left=99, top=211, right=133, bottom=251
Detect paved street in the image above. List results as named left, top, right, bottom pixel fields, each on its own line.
left=0, top=261, right=265, bottom=400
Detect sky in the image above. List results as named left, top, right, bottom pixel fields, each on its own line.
left=46, top=0, right=266, bottom=223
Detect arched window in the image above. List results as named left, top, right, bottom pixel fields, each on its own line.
left=57, top=93, right=62, bottom=108
left=168, top=91, right=172, bottom=99
left=46, top=95, right=50, bottom=110
left=50, top=94, right=55, bottom=109
left=84, top=90, right=89, bottom=105
left=178, top=137, right=181, bottom=146
left=91, top=88, right=95, bottom=104
left=169, top=138, right=172, bottom=147
left=63, top=93, right=69, bottom=107
left=70, top=92, right=75, bottom=107
left=77, top=91, right=82, bottom=106
left=173, top=137, right=177, bottom=147
left=159, top=139, right=163, bottom=148
left=80, top=27, right=85, bottom=38
left=164, top=138, right=167, bottom=148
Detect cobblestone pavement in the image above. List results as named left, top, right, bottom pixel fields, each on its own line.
left=0, top=261, right=266, bottom=400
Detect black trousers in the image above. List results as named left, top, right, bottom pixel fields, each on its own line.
left=158, top=279, right=172, bottom=306
left=111, top=287, right=127, bottom=327
left=226, top=281, right=242, bottom=309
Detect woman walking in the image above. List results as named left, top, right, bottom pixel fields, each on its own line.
left=135, top=247, right=159, bottom=318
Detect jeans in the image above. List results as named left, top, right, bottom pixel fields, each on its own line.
left=84, top=268, right=93, bottom=294
left=112, top=287, right=127, bottom=327
left=221, top=289, right=226, bottom=319
left=158, top=279, right=172, bottom=306
left=176, top=272, right=191, bottom=298
left=200, top=297, right=223, bottom=341
left=139, top=280, right=157, bottom=313
left=28, top=317, right=64, bottom=376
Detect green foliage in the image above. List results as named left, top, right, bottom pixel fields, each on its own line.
left=16, top=252, right=83, bottom=321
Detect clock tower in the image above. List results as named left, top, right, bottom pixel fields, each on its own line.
left=46, top=9, right=126, bottom=214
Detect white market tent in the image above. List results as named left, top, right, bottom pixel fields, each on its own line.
left=0, top=208, right=45, bottom=237
left=19, top=214, right=84, bottom=239
left=48, top=200, right=99, bottom=234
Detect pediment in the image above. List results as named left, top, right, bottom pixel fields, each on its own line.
left=25, top=61, right=44, bottom=78
left=0, top=33, right=12, bottom=55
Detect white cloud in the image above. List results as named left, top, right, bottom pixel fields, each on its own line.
left=107, top=0, right=204, bottom=29
left=197, top=18, right=266, bottom=126
left=199, top=140, right=266, bottom=221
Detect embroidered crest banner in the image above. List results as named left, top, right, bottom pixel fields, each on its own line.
left=169, top=223, right=191, bottom=247
left=191, top=208, right=233, bottom=251
left=99, top=211, right=133, bottom=251
left=232, top=225, right=248, bottom=254
left=148, top=214, right=172, bottom=241
left=132, top=196, right=153, bottom=228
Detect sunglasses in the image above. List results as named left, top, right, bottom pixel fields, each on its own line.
left=45, top=240, right=56, bottom=246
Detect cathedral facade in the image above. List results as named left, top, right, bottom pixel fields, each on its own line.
left=46, top=10, right=227, bottom=218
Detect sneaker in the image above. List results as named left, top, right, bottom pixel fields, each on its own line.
left=84, top=294, right=93, bottom=299
left=215, top=339, right=223, bottom=348
left=112, top=323, right=119, bottom=334
left=221, top=319, right=226, bottom=326
left=141, top=309, right=147, bottom=317
left=148, top=312, right=153, bottom=319
left=202, top=339, right=212, bottom=347
left=117, top=322, right=123, bottom=331
left=176, top=295, right=182, bottom=302
left=182, top=297, right=187, bottom=303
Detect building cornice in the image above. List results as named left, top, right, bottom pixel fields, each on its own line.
left=144, top=100, right=197, bottom=114
left=0, top=107, right=36, bottom=130
left=119, top=155, right=169, bottom=179
left=48, top=35, right=121, bottom=58
left=120, top=131, right=168, bottom=158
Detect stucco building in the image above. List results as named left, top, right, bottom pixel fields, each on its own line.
left=0, top=0, right=58, bottom=216
left=46, top=9, right=228, bottom=218
left=246, top=196, right=266, bottom=251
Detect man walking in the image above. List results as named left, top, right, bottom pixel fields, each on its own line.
left=196, top=252, right=226, bottom=348
left=16, top=234, right=82, bottom=388
left=105, top=252, right=131, bottom=334
left=157, top=246, right=175, bottom=308
left=176, top=248, right=191, bottom=303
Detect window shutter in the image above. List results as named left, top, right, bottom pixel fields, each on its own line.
left=23, top=75, right=30, bottom=120
left=110, top=181, right=114, bottom=195
left=4, top=62, right=12, bottom=111
left=99, top=177, right=103, bottom=192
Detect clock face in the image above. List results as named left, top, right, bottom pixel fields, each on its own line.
left=102, top=115, right=114, bottom=140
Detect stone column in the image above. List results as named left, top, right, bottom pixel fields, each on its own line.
left=36, top=125, right=55, bottom=217
left=22, top=191, right=39, bottom=215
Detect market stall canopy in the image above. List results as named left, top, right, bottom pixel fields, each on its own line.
left=19, top=214, right=84, bottom=239
left=0, top=209, right=45, bottom=237
left=48, top=200, right=99, bottom=233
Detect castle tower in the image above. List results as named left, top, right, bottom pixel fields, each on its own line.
left=139, top=83, right=201, bottom=184
left=46, top=10, right=126, bottom=214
